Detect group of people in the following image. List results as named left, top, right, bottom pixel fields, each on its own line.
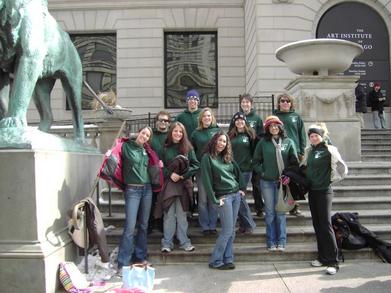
left=115, top=89, right=348, bottom=276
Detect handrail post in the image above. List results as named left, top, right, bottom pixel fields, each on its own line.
left=96, top=180, right=100, bottom=210
left=108, top=184, right=112, bottom=217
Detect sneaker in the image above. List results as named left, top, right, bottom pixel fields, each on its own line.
left=289, top=204, right=302, bottom=216
left=276, top=245, right=285, bottom=251
left=267, top=245, right=277, bottom=251
left=310, top=259, right=323, bottom=267
left=183, top=245, right=195, bottom=252
left=325, top=266, right=339, bottom=275
left=209, top=229, right=218, bottom=235
left=225, top=263, right=235, bottom=270
left=161, top=247, right=172, bottom=253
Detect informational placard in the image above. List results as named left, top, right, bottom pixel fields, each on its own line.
left=317, top=2, right=389, bottom=105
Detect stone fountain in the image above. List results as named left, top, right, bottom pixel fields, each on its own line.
left=275, top=38, right=364, bottom=161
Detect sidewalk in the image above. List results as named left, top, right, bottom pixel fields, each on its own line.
left=80, top=260, right=391, bottom=293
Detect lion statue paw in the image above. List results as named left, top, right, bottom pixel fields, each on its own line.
left=0, top=116, right=27, bottom=129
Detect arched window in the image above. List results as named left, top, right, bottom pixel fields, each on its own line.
left=317, top=2, right=389, bottom=105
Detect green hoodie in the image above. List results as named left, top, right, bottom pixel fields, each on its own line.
left=122, top=140, right=150, bottom=185
left=253, top=137, right=298, bottom=181
left=231, top=133, right=254, bottom=172
left=150, top=129, right=168, bottom=160
left=201, top=154, right=246, bottom=204
left=161, top=144, right=200, bottom=179
left=191, top=125, right=220, bottom=161
left=175, top=109, right=202, bottom=138
left=306, top=142, right=331, bottom=190
left=274, top=109, right=306, bottom=156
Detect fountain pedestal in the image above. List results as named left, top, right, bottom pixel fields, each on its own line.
left=286, top=75, right=360, bottom=161
left=276, top=39, right=363, bottom=161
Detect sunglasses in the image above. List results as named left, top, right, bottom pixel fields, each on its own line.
left=280, top=99, right=291, bottom=103
left=158, top=119, right=170, bottom=123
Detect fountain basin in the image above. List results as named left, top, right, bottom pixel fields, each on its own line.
left=275, top=38, right=363, bottom=76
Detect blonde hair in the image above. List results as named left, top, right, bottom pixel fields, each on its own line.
left=197, top=107, right=217, bottom=129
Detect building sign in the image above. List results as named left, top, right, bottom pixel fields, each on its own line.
left=317, top=2, right=390, bottom=105
left=164, top=32, right=218, bottom=108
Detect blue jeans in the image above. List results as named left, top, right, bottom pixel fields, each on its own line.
left=117, top=184, right=152, bottom=268
left=260, top=179, right=286, bottom=248
left=238, top=172, right=256, bottom=231
left=209, top=192, right=240, bottom=267
left=196, top=171, right=218, bottom=231
left=162, top=197, right=192, bottom=249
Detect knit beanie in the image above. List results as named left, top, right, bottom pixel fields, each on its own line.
left=232, top=112, right=247, bottom=123
left=264, top=115, right=283, bottom=129
left=185, top=89, right=200, bottom=102
left=307, top=124, right=325, bottom=137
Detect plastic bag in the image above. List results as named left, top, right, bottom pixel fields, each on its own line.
left=122, top=264, right=155, bottom=292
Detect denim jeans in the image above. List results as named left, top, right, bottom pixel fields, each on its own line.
left=162, top=197, right=192, bottom=249
left=372, top=110, right=386, bottom=129
left=117, top=184, right=152, bottom=268
left=196, top=171, right=218, bottom=231
left=260, top=179, right=286, bottom=248
left=209, top=192, right=240, bottom=267
left=238, top=172, right=256, bottom=231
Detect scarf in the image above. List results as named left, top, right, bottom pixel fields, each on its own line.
left=272, top=137, right=284, bottom=175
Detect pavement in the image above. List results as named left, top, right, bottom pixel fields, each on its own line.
left=74, top=260, right=391, bottom=293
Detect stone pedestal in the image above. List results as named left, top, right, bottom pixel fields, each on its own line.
left=286, top=75, right=361, bottom=161
left=0, top=148, right=102, bottom=292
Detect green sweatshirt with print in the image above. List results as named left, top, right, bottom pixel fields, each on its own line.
left=201, top=154, right=246, bottom=204
left=122, top=140, right=150, bottom=185
left=306, top=142, right=332, bottom=190
left=231, top=133, right=254, bottom=172
left=150, top=129, right=168, bottom=160
left=253, top=137, right=299, bottom=181
left=191, top=125, right=220, bottom=161
left=161, top=144, right=200, bottom=179
left=274, top=109, right=306, bottom=155
left=175, top=109, right=202, bottom=138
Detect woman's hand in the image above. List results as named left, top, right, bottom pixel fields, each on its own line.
left=170, top=172, right=183, bottom=182
left=239, top=190, right=245, bottom=197
left=219, top=198, right=225, bottom=207
left=158, top=160, right=164, bottom=168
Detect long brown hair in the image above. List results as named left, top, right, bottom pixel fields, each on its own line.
left=165, top=122, right=193, bottom=155
left=228, top=121, right=256, bottom=141
left=205, top=131, right=233, bottom=163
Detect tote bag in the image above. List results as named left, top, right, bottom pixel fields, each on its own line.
left=275, top=183, right=295, bottom=213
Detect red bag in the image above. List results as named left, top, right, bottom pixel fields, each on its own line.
left=98, top=138, right=128, bottom=191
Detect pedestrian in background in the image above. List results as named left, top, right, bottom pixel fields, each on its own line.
left=368, top=82, right=386, bottom=129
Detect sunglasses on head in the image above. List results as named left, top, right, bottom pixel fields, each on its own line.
left=280, top=99, right=291, bottom=103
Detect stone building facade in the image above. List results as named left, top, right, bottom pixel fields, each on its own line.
left=32, top=0, right=391, bottom=123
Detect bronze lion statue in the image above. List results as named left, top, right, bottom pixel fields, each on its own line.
left=0, top=0, right=84, bottom=142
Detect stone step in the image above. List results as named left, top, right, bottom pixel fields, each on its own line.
left=335, top=175, right=391, bottom=186
left=361, top=129, right=391, bottom=135
left=361, top=136, right=391, bottom=141
left=346, top=162, right=391, bottom=174
left=332, top=185, right=391, bottom=196
left=361, top=143, right=391, bottom=149
left=105, top=224, right=391, bottom=245
left=102, top=209, right=391, bottom=229
left=362, top=155, right=391, bottom=161
left=362, top=150, right=391, bottom=156
left=107, top=241, right=386, bottom=264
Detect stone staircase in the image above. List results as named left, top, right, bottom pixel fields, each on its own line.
left=101, top=129, right=391, bottom=263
